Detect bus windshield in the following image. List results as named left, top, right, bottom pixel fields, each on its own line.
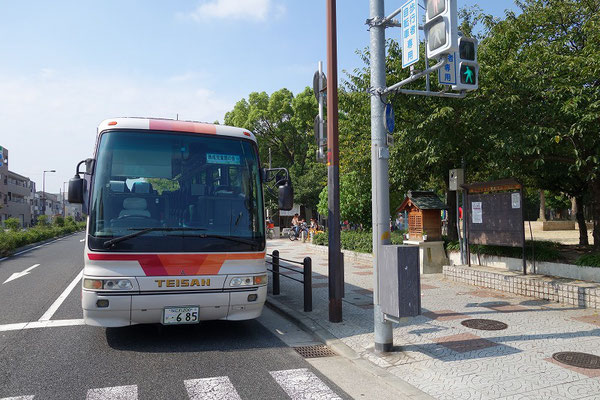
left=88, top=130, right=264, bottom=252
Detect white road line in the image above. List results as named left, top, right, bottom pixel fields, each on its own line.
left=86, top=385, right=137, bottom=400
left=0, top=396, right=35, bottom=400
left=3, top=264, right=41, bottom=284
left=185, top=377, right=242, bottom=400
left=0, top=319, right=85, bottom=332
left=38, top=269, right=83, bottom=321
left=80, top=239, right=85, bottom=242
left=270, top=368, right=342, bottom=400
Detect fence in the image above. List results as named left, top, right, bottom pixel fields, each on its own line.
left=266, top=250, right=312, bottom=312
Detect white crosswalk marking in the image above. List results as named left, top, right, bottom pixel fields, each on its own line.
left=3, top=369, right=341, bottom=400
left=270, top=368, right=342, bottom=400
left=184, top=377, right=242, bottom=400
left=86, top=385, right=138, bottom=400
left=0, top=397, right=34, bottom=400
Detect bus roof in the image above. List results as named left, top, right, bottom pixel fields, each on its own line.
left=97, top=117, right=256, bottom=142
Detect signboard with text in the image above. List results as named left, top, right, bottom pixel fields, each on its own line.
left=401, top=0, right=419, bottom=68
left=438, top=53, right=457, bottom=85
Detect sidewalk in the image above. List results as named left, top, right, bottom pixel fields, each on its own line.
left=265, top=239, right=600, bottom=400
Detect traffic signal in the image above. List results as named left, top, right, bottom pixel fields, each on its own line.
left=453, top=36, right=479, bottom=91
left=423, top=0, right=458, bottom=59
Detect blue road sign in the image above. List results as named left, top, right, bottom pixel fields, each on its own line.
left=401, top=0, right=419, bottom=68
left=384, top=103, right=395, bottom=133
left=438, top=52, right=457, bottom=85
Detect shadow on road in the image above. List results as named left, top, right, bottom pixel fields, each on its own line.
left=105, top=319, right=286, bottom=353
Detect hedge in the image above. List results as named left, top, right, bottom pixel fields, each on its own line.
left=312, top=230, right=404, bottom=254
left=445, top=240, right=561, bottom=262
left=0, top=221, right=86, bottom=257
left=575, top=253, right=600, bottom=268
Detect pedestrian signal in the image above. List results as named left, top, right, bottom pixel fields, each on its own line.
left=424, top=0, right=458, bottom=59
left=453, top=37, right=479, bottom=91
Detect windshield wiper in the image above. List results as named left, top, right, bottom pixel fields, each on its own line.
left=102, top=227, right=206, bottom=248
left=166, top=233, right=257, bottom=246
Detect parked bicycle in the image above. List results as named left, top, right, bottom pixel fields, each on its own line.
left=289, top=222, right=309, bottom=242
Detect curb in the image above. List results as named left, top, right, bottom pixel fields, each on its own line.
left=0, top=230, right=83, bottom=262
left=265, top=298, right=435, bottom=400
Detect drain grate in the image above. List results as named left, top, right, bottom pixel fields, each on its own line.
left=552, top=352, right=600, bottom=369
left=293, top=345, right=337, bottom=358
left=461, top=319, right=508, bottom=331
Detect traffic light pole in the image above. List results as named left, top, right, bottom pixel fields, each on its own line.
left=326, top=0, right=343, bottom=323
left=369, top=0, right=393, bottom=352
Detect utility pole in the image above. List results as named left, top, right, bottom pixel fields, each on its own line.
left=326, top=0, right=343, bottom=323
left=369, top=0, right=393, bottom=352
left=63, top=181, right=67, bottom=217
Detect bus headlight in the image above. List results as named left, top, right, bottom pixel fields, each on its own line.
left=83, top=278, right=133, bottom=290
left=229, top=274, right=267, bottom=287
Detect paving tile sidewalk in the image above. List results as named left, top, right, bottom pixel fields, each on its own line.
left=266, top=239, right=600, bottom=400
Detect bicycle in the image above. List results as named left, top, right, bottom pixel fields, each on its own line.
left=288, top=223, right=308, bottom=242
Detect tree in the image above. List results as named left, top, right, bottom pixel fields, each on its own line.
left=317, top=170, right=372, bottom=227
left=224, top=88, right=326, bottom=211
left=475, top=0, right=600, bottom=247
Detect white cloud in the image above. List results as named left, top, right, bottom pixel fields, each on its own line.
left=188, top=0, right=285, bottom=22
left=0, top=70, right=234, bottom=192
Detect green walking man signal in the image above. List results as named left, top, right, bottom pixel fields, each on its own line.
left=463, top=65, right=474, bottom=84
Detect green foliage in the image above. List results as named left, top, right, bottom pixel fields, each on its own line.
left=36, top=215, right=49, bottom=227
left=224, top=88, right=326, bottom=211
left=4, top=218, right=21, bottom=232
left=53, top=216, right=65, bottom=227
left=446, top=240, right=561, bottom=262
left=0, top=222, right=87, bottom=257
left=575, top=253, right=600, bottom=268
left=146, top=178, right=180, bottom=195
left=544, top=191, right=571, bottom=212
left=317, top=171, right=372, bottom=226
left=312, top=230, right=404, bottom=254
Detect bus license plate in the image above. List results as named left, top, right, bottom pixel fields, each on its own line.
left=163, top=306, right=199, bottom=325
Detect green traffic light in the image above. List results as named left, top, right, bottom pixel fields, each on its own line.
left=460, top=65, right=476, bottom=85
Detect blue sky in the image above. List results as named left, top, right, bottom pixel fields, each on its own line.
left=0, top=0, right=518, bottom=192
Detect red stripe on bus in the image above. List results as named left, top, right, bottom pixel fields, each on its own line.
left=148, top=120, right=217, bottom=134
left=87, top=252, right=265, bottom=276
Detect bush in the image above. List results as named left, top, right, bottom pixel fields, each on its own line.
left=4, top=218, right=21, bottom=232
left=312, top=230, right=404, bottom=254
left=36, top=215, right=49, bottom=227
left=575, top=253, right=600, bottom=268
left=0, top=219, right=86, bottom=257
left=53, top=216, right=65, bottom=227
left=446, top=240, right=561, bottom=262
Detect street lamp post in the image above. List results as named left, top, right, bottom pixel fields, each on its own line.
left=42, top=169, right=56, bottom=217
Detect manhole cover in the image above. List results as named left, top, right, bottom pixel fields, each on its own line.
left=461, top=319, right=508, bottom=331
left=552, top=352, right=600, bottom=369
left=293, top=345, right=337, bottom=358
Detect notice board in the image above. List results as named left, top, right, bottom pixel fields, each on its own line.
left=467, top=192, right=524, bottom=246
left=462, top=179, right=526, bottom=274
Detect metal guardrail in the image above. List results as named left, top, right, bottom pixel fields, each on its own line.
left=266, top=250, right=312, bottom=312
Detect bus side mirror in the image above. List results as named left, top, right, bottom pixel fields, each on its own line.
left=68, top=176, right=84, bottom=204
left=278, top=180, right=294, bottom=211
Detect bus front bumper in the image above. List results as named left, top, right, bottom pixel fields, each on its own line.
left=82, top=286, right=267, bottom=327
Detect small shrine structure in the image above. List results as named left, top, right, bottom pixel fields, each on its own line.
left=397, top=191, right=447, bottom=242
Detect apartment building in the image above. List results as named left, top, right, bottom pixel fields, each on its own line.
left=0, top=146, right=36, bottom=227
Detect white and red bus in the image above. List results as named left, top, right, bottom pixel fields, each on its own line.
left=68, top=118, right=292, bottom=327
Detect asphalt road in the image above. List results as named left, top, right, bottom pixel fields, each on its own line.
left=0, top=233, right=349, bottom=400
